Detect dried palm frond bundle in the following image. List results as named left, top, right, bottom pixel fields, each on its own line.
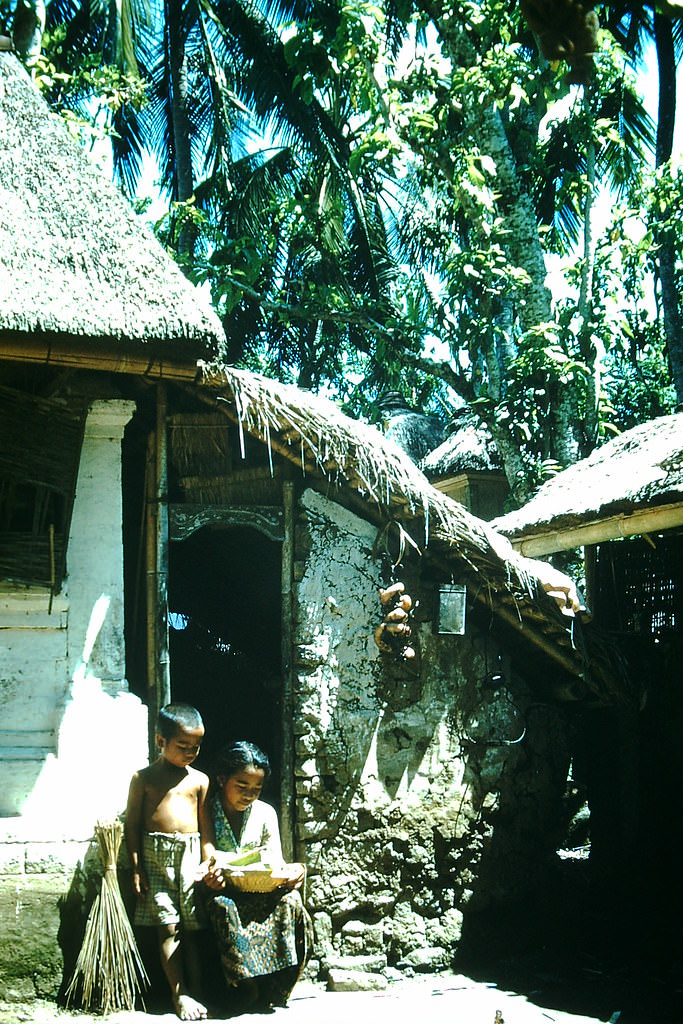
left=65, top=819, right=148, bottom=1014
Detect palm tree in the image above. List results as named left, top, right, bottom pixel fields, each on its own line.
left=604, top=2, right=683, bottom=402
left=40, top=0, right=398, bottom=383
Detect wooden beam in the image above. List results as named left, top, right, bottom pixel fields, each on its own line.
left=144, top=433, right=157, bottom=757
left=509, top=501, right=683, bottom=556
left=155, top=385, right=171, bottom=711
left=0, top=335, right=201, bottom=381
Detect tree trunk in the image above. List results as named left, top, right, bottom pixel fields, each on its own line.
left=654, top=13, right=676, bottom=167
left=474, top=104, right=553, bottom=329
left=167, top=0, right=195, bottom=253
left=12, top=0, right=44, bottom=62
left=430, top=11, right=584, bottom=477
left=577, top=84, right=600, bottom=453
left=652, top=13, right=683, bottom=404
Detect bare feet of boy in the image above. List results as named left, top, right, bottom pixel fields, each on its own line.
left=174, top=992, right=208, bottom=1020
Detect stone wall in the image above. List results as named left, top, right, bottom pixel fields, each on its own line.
left=292, top=489, right=571, bottom=983
left=0, top=823, right=94, bottom=999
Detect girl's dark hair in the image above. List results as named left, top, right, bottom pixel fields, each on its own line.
left=157, top=703, right=203, bottom=739
left=214, top=740, right=271, bottom=782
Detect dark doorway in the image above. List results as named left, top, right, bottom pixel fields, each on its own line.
left=168, top=525, right=283, bottom=801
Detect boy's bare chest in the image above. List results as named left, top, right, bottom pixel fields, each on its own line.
left=144, top=776, right=199, bottom=832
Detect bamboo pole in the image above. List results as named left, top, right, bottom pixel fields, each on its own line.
left=280, top=481, right=295, bottom=861
left=145, top=388, right=171, bottom=758
left=477, top=595, right=586, bottom=684
left=510, top=502, right=683, bottom=557
left=144, top=433, right=157, bottom=758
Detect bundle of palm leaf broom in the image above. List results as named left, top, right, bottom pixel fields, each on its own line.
left=65, top=819, right=148, bottom=1014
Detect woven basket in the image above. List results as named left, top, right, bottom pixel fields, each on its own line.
left=223, top=864, right=305, bottom=894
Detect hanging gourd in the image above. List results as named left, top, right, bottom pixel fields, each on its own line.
left=374, top=581, right=416, bottom=661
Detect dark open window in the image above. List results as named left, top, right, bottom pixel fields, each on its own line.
left=0, top=385, right=86, bottom=589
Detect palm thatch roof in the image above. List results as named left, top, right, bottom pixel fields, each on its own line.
left=492, top=414, right=683, bottom=556
left=0, top=52, right=225, bottom=367
left=194, top=364, right=634, bottom=704
left=422, top=412, right=502, bottom=476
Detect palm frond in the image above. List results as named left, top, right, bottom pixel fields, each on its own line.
left=672, top=16, right=683, bottom=61
left=111, top=102, right=150, bottom=195
left=595, top=80, right=655, bottom=187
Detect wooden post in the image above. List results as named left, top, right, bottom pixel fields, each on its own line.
left=584, top=543, right=597, bottom=613
left=156, top=384, right=171, bottom=710
left=145, top=433, right=156, bottom=758
left=145, top=385, right=171, bottom=758
left=280, top=480, right=295, bottom=861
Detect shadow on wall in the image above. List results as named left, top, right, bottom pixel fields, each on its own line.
left=56, top=840, right=105, bottom=1005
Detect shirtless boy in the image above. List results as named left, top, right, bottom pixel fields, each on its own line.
left=125, top=703, right=215, bottom=1021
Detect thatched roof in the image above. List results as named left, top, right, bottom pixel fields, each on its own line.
left=195, top=364, right=632, bottom=704
left=492, top=414, right=683, bottom=555
left=422, top=412, right=502, bottom=476
left=0, top=53, right=225, bottom=364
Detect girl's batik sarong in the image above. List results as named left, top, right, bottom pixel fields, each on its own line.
left=206, top=887, right=312, bottom=1005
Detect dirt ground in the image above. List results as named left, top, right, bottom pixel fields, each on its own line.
left=0, top=975, right=612, bottom=1024
left=2, top=968, right=682, bottom=1024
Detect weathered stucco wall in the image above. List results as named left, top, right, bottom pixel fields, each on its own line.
left=0, top=400, right=148, bottom=999
left=292, top=489, right=570, bottom=982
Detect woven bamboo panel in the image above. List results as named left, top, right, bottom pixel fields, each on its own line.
left=178, top=468, right=283, bottom=505
left=168, top=413, right=233, bottom=477
left=0, top=531, right=63, bottom=585
left=595, top=535, right=681, bottom=636
left=0, top=386, right=86, bottom=586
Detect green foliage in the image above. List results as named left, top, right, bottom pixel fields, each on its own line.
left=604, top=342, right=676, bottom=431
left=29, top=26, right=148, bottom=149
left=648, top=160, right=683, bottom=249
left=31, top=0, right=679, bottom=497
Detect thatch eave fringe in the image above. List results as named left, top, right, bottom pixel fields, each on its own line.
left=197, top=365, right=554, bottom=604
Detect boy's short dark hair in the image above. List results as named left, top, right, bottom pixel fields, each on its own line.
left=157, top=703, right=204, bottom=739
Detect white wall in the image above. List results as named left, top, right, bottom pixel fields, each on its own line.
left=0, top=399, right=147, bottom=837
